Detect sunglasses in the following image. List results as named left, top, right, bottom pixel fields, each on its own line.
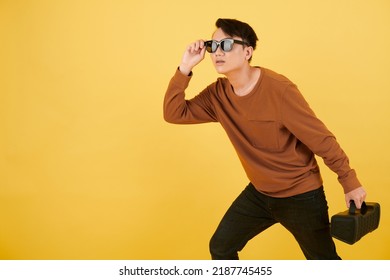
left=205, top=38, right=249, bottom=53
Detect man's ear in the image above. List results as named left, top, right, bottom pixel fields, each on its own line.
left=245, top=46, right=254, bottom=61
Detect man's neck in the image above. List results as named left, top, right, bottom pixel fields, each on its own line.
left=226, top=65, right=260, bottom=97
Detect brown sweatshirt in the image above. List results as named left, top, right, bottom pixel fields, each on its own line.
left=163, top=67, right=361, bottom=197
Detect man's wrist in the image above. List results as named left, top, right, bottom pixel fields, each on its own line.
left=178, top=64, right=192, bottom=76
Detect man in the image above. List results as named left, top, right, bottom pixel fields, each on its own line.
left=163, top=18, right=366, bottom=259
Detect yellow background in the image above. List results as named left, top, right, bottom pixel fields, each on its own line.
left=1, top=0, right=389, bottom=259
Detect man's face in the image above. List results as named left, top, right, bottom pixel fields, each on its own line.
left=210, top=28, right=249, bottom=75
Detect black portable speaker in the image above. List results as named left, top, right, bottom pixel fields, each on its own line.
left=330, top=201, right=380, bottom=245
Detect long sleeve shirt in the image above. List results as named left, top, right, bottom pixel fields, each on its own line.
left=163, top=67, right=361, bottom=197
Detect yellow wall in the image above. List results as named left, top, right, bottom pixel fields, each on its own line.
left=1, top=0, right=389, bottom=259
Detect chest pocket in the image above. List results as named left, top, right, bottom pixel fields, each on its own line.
left=247, top=120, right=280, bottom=151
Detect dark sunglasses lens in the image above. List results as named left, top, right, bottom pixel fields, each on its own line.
left=205, top=41, right=213, bottom=53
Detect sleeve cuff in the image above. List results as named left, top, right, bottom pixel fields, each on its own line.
left=339, top=170, right=362, bottom=193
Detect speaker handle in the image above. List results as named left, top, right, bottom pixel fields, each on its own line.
left=349, top=200, right=367, bottom=215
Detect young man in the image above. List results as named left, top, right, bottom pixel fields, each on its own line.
left=163, top=18, right=366, bottom=259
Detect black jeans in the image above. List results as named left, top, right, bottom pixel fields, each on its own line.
left=209, top=183, right=340, bottom=260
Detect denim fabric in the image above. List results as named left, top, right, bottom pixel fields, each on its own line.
left=209, top=183, right=340, bottom=260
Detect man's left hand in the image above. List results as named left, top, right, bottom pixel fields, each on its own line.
left=345, top=186, right=367, bottom=209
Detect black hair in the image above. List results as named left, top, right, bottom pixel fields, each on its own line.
left=215, top=18, right=259, bottom=50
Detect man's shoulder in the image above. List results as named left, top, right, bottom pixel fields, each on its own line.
left=207, top=76, right=230, bottom=93
left=261, top=67, right=294, bottom=86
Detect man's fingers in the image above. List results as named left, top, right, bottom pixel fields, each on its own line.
left=188, top=40, right=205, bottom=54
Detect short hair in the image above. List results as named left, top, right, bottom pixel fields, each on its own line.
left=215, top=18, right=259, bottom=50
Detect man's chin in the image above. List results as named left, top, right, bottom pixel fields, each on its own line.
left=214, top=67, right=227, bottom=75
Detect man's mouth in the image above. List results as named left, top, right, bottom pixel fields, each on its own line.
left=215, top=60, right=225, bottom=65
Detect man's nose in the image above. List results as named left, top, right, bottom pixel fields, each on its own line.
left=214, top=45, right=224, bottom=55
